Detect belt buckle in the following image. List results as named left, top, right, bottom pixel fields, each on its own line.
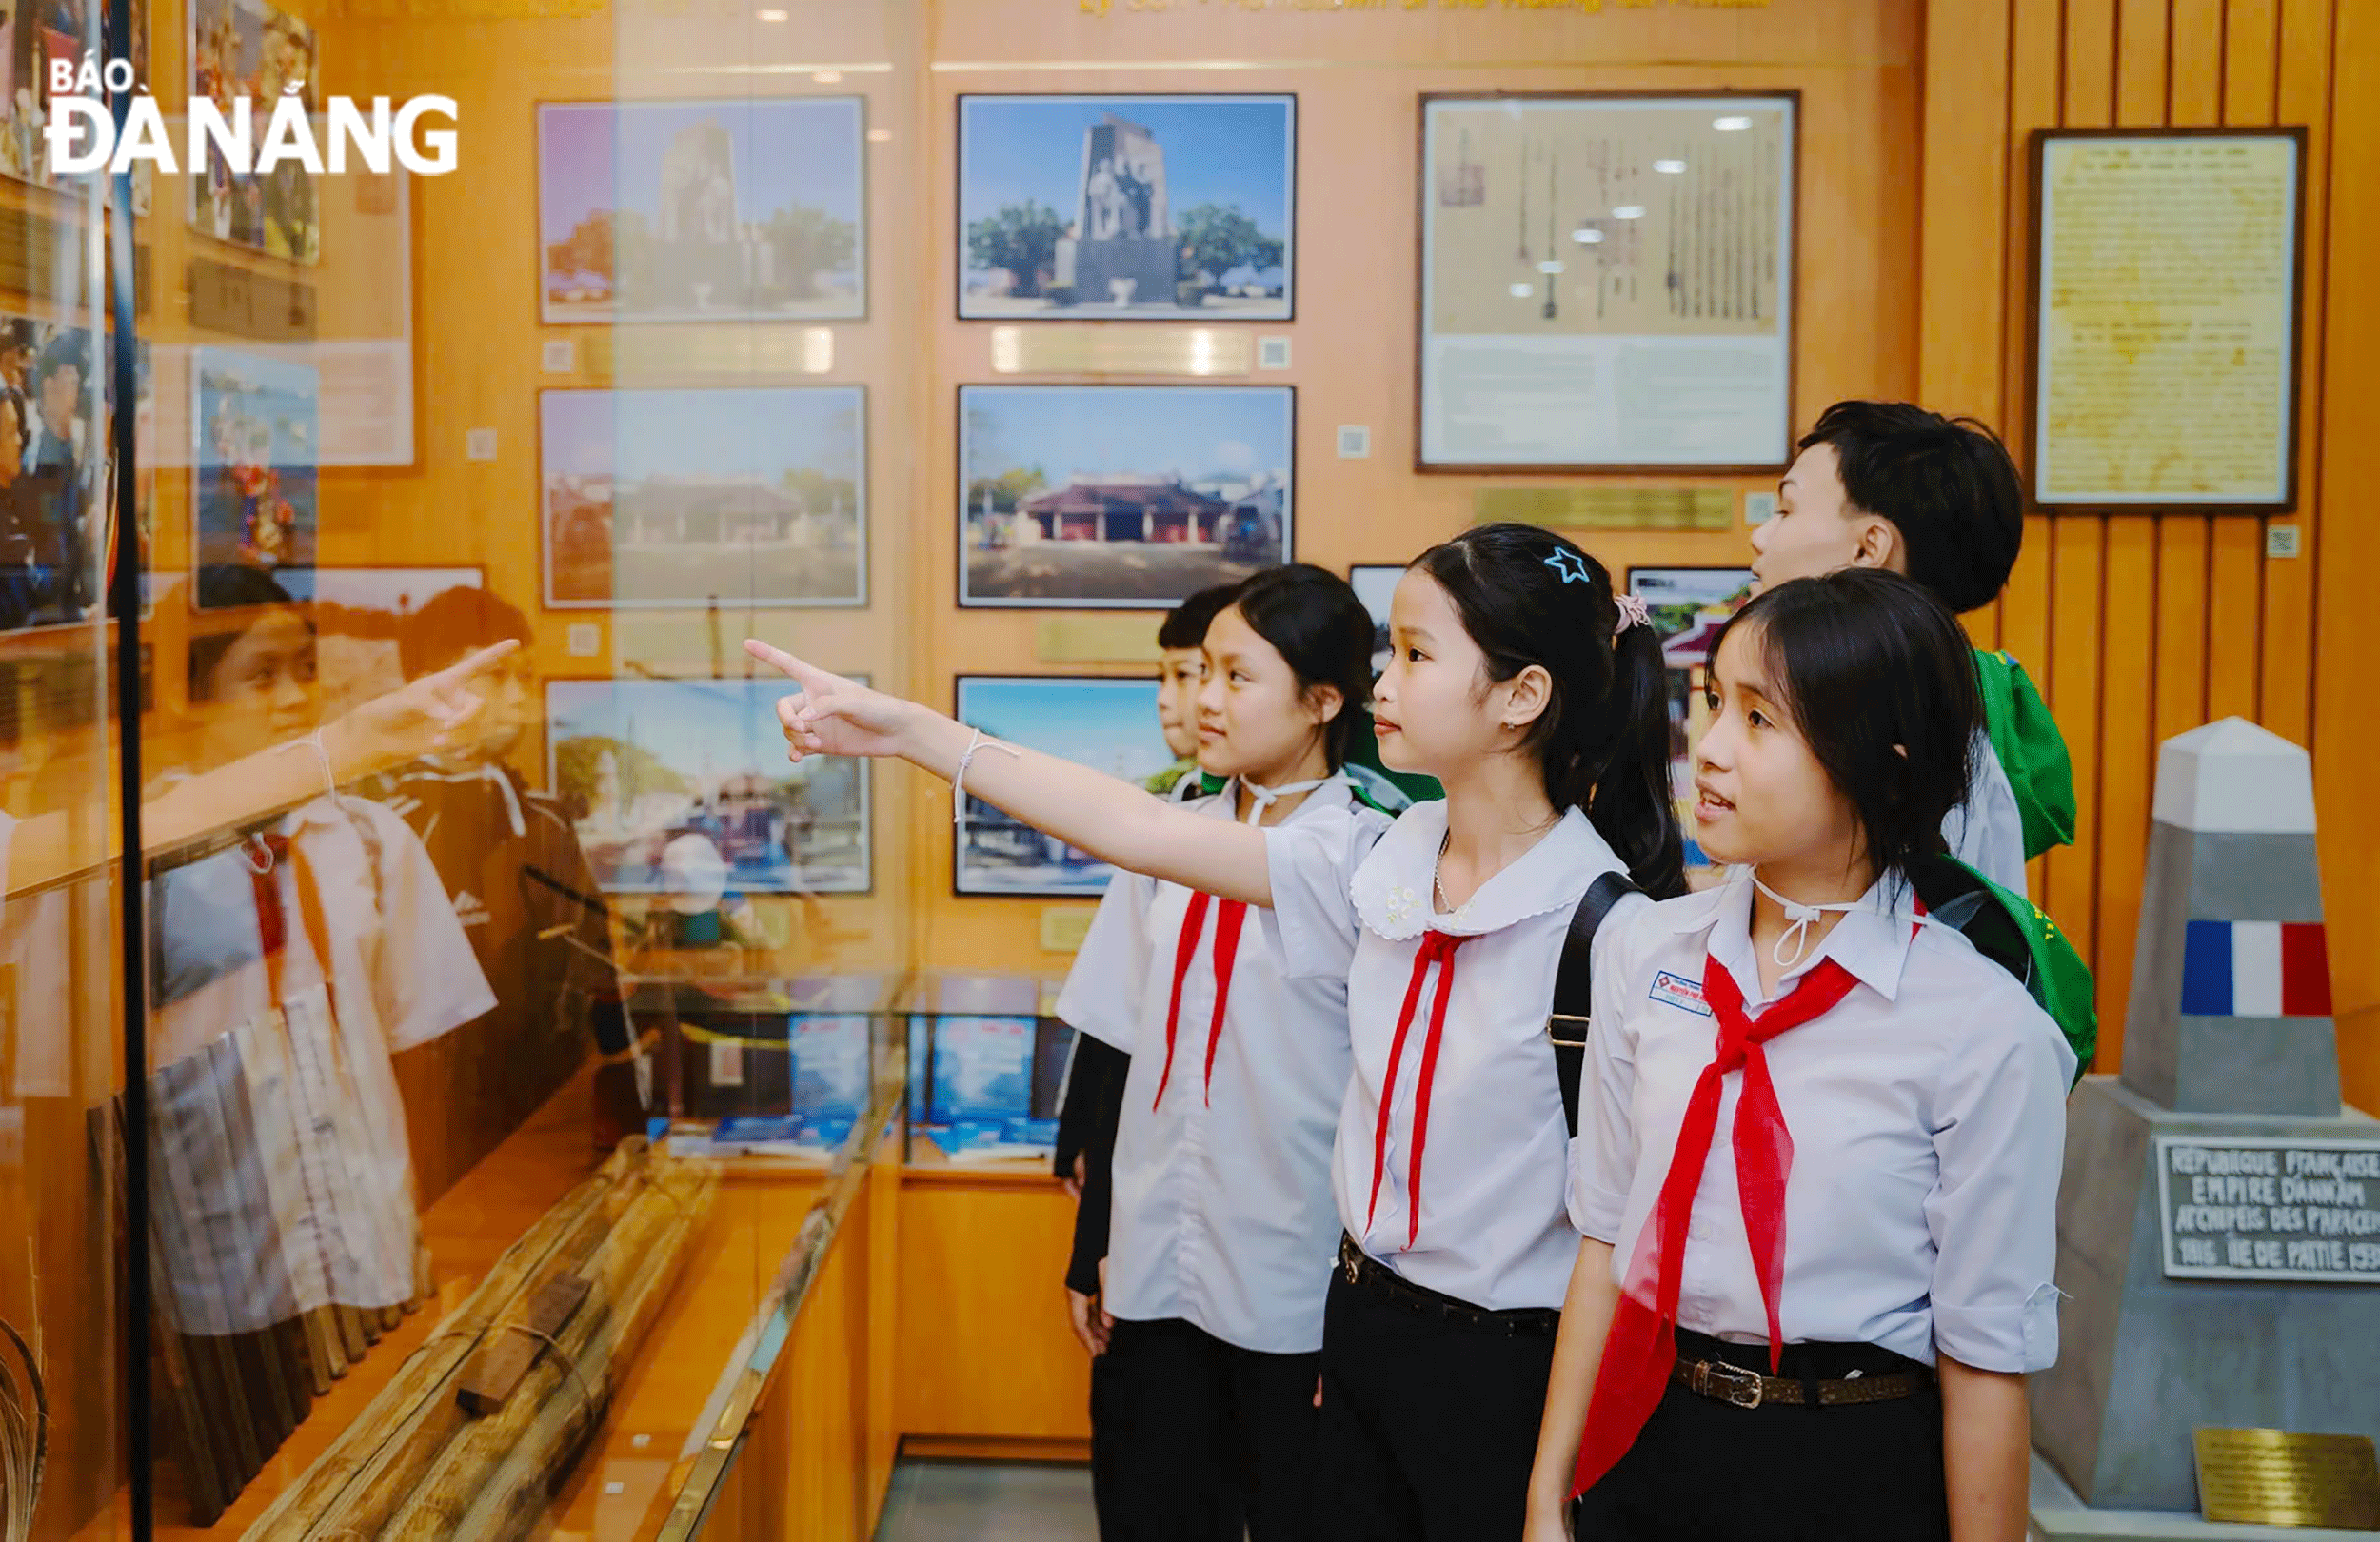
left=1696, top=1360, right=1765, bottom=1410
left=1342, top=1247, right=1361, bottom=1286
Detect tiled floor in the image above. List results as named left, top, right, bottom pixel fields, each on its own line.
left=872, top=1460, right=1101, bottom=1542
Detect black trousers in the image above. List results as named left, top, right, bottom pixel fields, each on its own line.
left=1091, top=1315, right=1324, bottom=1542
left=1313, top=1271, right=1557, bottom=1542
left=1572, top=1330, right=1950, bottom=1542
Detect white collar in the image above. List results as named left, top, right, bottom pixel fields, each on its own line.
left=1683, top=870, right=1917, bottom=1004
left=1350, top=802, right=1621, bottom=940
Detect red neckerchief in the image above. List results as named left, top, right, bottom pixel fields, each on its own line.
left=1365, top=930, right=1468, bottom=1249
left=1151, top=891, right=1249, bottom=1110
left=242, top=831, right=293, bottom=958
left=1570, top=950, right=1859, bottom=1497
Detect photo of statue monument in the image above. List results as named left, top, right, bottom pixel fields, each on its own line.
left=960, top=95, right=1295, bottom=320
left=539, top=99, right=865, bottom=324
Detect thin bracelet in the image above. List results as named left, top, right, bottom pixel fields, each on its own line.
left=951, top=729, right=1021, bottom=829
left=305, top=728, right=340, bottom=798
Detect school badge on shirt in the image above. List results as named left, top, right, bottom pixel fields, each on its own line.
left=1649, top=970, right=1712, bottom=1018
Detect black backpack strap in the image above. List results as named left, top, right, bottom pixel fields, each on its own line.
left=1551, top=871, right=1643, bottom=1139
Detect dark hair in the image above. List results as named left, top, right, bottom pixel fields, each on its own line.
left=31, top=330, right=88, bottom=401
left=1412, top=524, right=1685, bottom=899
left=1226, top=563, right=1373, bottom=772
left=188, top=563, right=304, bottom=701
left=1797, top=400, right=2023, bottom=614
left=400, top=584, right=530, bottom=678
left=1707, top=569, right=1980, bottom=889
left=1159, top=583, right=1237, bottom=652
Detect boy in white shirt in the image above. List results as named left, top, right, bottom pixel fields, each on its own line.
left=1749, top=401, right=2074, bottom=898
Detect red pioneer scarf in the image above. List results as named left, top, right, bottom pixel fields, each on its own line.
left=1570, top=953, right=1859, bottom=1496
left=1151, top=891, right=1249, bottom=1110
left=1365, top=930, right=1469, bottom=1249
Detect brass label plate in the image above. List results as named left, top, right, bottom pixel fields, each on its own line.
left=1036, top=615, right=1161, bottom=665
left=2193, top=1426, right=2380, bottom=1529
left=990, top=326, right=1253, bottom=378
left=1473, top=486, right=1735, bottom=531
left=577, top=326, right=836, bottom=381
left=1040, top=907, right=1095, bottom=955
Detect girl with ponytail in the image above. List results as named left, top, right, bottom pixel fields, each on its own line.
left=748, top=523, right=1682, bottom=1539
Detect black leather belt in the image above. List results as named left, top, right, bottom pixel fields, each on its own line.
left=1336, top=1236, right=1560, bottom=1338
left=1670, top=1352, right=1934, bottom=1410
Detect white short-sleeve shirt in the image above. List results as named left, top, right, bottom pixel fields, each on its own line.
left=1947, top=730, right=2028, bottom=898
left=1266, top=801, right=1651, bottom=1314
left=146, top=794, right=497, bottom=1334
left=1056, top=778, right=1367, bottom=1354
left=1568, top=873, right=2074, bottom=1371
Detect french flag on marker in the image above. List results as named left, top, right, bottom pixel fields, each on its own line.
left=2179, top=920, right=2332, bottom=1018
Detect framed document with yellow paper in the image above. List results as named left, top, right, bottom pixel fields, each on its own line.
left=2028, top=129, right=2307, bottom=512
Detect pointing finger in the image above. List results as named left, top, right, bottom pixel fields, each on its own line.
left=744, top=639, right=825, bottom=688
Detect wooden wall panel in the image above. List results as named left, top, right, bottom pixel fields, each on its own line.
left=2313, top=0, right=2380, bottom=1105
left=1923, top=0, right=2370, bottom=1102
left=2261, top=0, right=2334, bottom=751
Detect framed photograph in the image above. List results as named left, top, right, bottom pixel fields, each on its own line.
left=959, top=384, right=1292, bottom=610
left=538, top=98, right=866, bottom=325
left=2, top=0, right=146, bottom=191
left=953, top=675, right=1172, bottom=898
left=0, top=317, right=156, bottom=636
left=2028, top=128, right=2305, bottom=511
left=192, top=345, right=319, bottom=603
left=189, top=0, right=319, bottom=262
left=1417, top=93, right=1797, bottom=472
left=958, top=94, right=1295, bottom=321
left=541, top=385, right=865, bottom=611
left=1348, top=563, right=1404, bottom=677
left=545, top=675, right=872, bottom=897
left=1629, top=567, right=1755, bottom=867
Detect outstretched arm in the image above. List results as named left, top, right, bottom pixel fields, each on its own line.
left=6, top=642, right=520, bottom=898
left=747, top=641, right=1272, bottom=906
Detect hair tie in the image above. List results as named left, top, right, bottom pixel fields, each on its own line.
left=1613, top=593, right=1651, bottom=635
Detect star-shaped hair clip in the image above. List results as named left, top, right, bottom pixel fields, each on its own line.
left=1543, top=547, right=1595, bottom=586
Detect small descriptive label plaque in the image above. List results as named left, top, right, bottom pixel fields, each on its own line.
left=2192, top=1427, right=2380, bottom=1530
left=1041, top=907, right=1095, bottom=955
left=2155, top=1137, right=2380, bottom=1283
left=1473, top=486, right=1735, bottom=532
left=990, top=326, right=1253, bottom=378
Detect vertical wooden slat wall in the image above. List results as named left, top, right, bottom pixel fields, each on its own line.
left=1918, top=0, right=2376, bottom=1101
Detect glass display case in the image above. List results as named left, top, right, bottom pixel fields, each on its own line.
left=0, top=0, right=2006, bottom=1534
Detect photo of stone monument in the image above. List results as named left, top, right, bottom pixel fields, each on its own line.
left=539, top=99, right=865, bottom=323
left=959, top=95, right=1295, bottom=320
left=2030, top=718, right=2380, bottom=1540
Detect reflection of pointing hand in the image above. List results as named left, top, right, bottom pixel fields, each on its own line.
left=744, top=640, right=914, bottom=762
left=323, top=638, right=522, bottom=780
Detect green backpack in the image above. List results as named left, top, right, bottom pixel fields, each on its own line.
left=1973, top=649, right=2075, bottom=860
left=1909, top=853, right=2097, bottom=1083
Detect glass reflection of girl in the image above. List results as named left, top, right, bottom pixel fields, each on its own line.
left=145, top=567, right=495, bottom=1339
